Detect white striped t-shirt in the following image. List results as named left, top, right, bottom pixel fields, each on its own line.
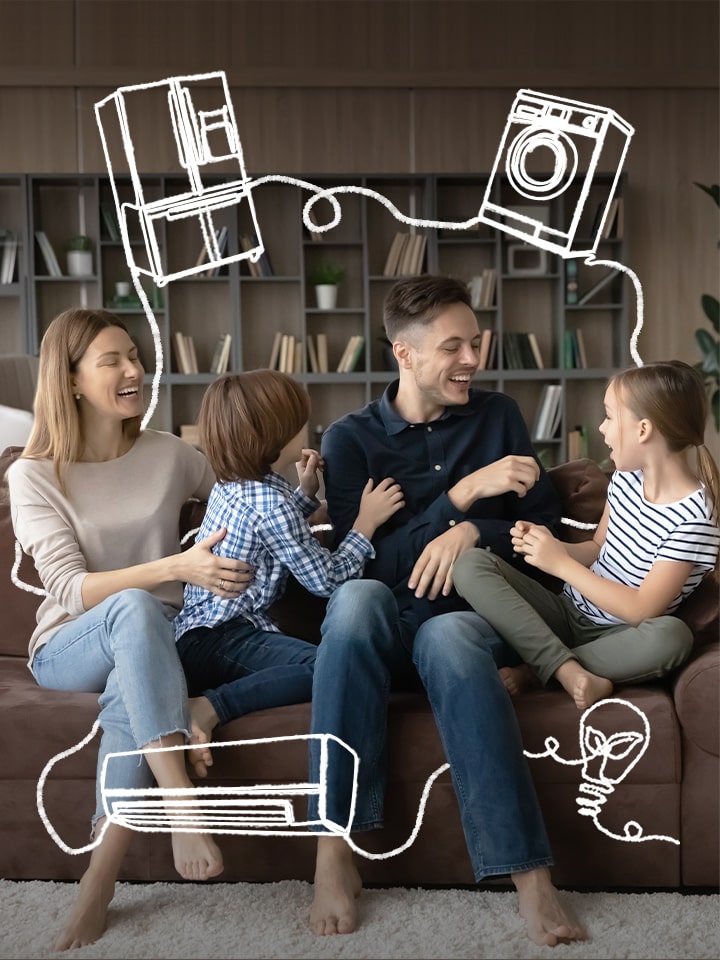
left=563, top=470, right=719, bottom=626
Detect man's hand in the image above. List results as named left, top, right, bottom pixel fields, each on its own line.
left=449, top=455, right=540, bottom=512
left=407, top=522, right=480, bottom=600
left=511, top=521, right=568, bottom=577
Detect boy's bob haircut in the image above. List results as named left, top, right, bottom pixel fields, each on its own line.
left=198, top=370, right=310, bottom=482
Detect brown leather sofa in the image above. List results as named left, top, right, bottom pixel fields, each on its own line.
left=1, top=447, right=718, bottom=888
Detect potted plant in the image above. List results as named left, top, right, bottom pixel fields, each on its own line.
left=693, top=182, right=719, bottom=430
left=309, top=262, right=344, bottom=310
left=66, top=235, right=94, bottom=277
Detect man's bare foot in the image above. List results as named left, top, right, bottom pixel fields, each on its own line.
left=309, top=836, right=362, bottom=935
left=499, top=664, right=540, bottom=696
left=512, top=866, right=588, bottom=947
left=555, top=659, right=613, bottom=710
left=52, top=870, right=115, bottom=952
left=171, top=831, right=224, bottom=881
left=188, top=696, right=219, bottom=778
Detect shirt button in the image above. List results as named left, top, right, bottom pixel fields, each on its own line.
left=434, top=464, right=441, bottom=471
left=427, top=426, right=433, bottom=432
left=448, top=519, right=456, bottom=527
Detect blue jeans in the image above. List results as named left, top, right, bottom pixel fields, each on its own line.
left=176, top=617, right=316, bottom=726
left=31, top=589, right=189, bottom=830
left=308, top=579, right=553, bottom=880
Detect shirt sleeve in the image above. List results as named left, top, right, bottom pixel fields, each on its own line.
left=258, top=498, right=374, bottom=597
left=656, top=518, right=720, bottom=570
left=8, top=463, right=87, bottom=616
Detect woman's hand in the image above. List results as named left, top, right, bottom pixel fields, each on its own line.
left=296, top=448, right=324, bottom=500
left=176, top=528, right=253, bottom=597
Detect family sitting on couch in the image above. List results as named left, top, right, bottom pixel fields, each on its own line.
left=7, top=275, right=719, bottom=952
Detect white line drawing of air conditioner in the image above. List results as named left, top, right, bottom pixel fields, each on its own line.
left=95, top=70, right=263, bottom=286
left=100, top=734, right=359, bottom=837
left=478, top=88, right=634, bottom=258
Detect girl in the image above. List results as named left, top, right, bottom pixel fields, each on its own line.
left=7, top=308, right=254, bottom=951
left=452, top=360, right=720, bottom=710
left=175, top=369, right=404, bottom=745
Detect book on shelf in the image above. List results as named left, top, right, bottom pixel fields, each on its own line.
left=502, top=332, right=542, bottom=370
left=527, top=332, right=545, bottom=369
left=205, top=226, right=229, bottom=277
left=477, top=328, right=494, bottom=370
left=294, top=339, right=304, bottom=373
left=240, top=234, right=271, bottom=277
left=185, top=335, right=199, bottom=374
left=383, top=232, right=408, bottom=277
left=315, top=333, right=329, bottom=373
left=34, top=231, right=62, bottom=277
left=486, top=331, right=498, bottom=370
left=479, top=267, right=496, bottom=307
left=601, top=197, right=623, bottom=239
left=100, top=203, right=121, bottom=242
left=172, top=332, right=190, bottom=374
left=383, top=232, right=426, bottom=277
left=532, top=384, right=563, bottom=442
left=565, top=259, right=579, bottom=304
left=268, top=331, right=283, bottom=370
left=306, top=334, right=320, bottom=373
left=210, top=333, right=232, bottom=374
left=337, top=334, right=365, bottom=373
left=577, top=267, right=621, bottom=306
left=1, top=231, right=17, bottom=284
left=563, top=329, right=589, bottom=369
left=567, top=425, right=589, bottom=461
left=305, top=206, right=324, bottom=242
left=574, top=328, right=588, bottom=369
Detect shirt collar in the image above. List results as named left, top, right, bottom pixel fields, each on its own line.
left=379, top=379, right=477, bottom=436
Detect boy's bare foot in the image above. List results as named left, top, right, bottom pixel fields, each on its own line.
left=499, top=664, right=540, bottom=696
left=52, top=870, right=115, bottom=952
left=555, top=659, right=613, bottom=710
left=512, top=866, right=588, bottom=947
left=188, top=696, right=219, bottom=778
left=309, top=836, right=362, bottom=935
left=171, top=830, right=224, bottom=881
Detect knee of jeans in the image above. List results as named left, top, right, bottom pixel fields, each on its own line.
left=324, top=579, right=394, bottom=625
left=107, top=589, right=173, bottom=636
left=452, top=547, right=494, bottom=600
left=414, top=613, right=495, bottom=677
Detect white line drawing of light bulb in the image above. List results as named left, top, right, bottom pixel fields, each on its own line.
left=524, top=698, right=679, bottom=845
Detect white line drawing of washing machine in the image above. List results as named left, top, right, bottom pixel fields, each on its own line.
left=478, top=89, right=634, bottom=258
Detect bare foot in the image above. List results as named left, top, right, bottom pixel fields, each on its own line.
left=512, top=866, right=588, bottom=947
left=499, top=664, right=540, bottom=696
left=171, top=830, right=224, bottom=881
left=555, top=659, right=613, bottom=710
left=309, top=836, right=362, bottom=936
left=188, top=696, right=219, bottom=778
left=52, top=870, right=115, bottom=952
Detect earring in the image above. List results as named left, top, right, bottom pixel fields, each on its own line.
left=74, top=393, right=81, bottom=401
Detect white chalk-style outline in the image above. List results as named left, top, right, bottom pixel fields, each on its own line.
left=36, top=722, right=449, bottom=859
left=524, top=697, right=679, bottom=844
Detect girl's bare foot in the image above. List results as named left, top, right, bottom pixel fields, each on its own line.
left=53, top=868, right=115, bottom=951
left=188, top=696, right=219, bottom=778
left=309, top=836, right=362, bottom=935
left=512, top=867, right=588, bottom=947
left=499, top=664, right=540, bottom=696
left=555, top=659, right=613, bottom=710
left=171, top=830, right=224, bottom=881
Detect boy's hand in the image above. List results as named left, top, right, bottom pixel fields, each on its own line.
left=296, top=448, right=324, bottom=499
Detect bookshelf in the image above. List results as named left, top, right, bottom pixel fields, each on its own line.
left=0, top=172, right=629, bottom=465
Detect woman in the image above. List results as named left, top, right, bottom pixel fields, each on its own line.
left=7, top=308, right=251, bottom=952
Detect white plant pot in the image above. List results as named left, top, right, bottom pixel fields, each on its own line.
left=315, top=284, right=338, bottom=310
left=66, top=250, right=93, bottom=277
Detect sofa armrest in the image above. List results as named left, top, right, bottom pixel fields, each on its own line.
left=673, top=646, right=719, bottom=757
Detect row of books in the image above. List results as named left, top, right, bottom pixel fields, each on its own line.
left=0, top=231, right=17, bottom=283
left=532, top=384, right=563, bottom=442
left=267, top=331, right=365, bottom=374
left=468, top=268, right=497, bottom=309
left=566, top=261, right=621, bottom=306
left=173, top=332, right=232, bottom=375
left=501, top=331, right=544, bottom=370
left=382, top=232, right=427, bottom=277
left=563, top=328, right=589, bottom=369
left=240, top=234, right=273, bottom=277
left=35, top=231, right=62, bottom=276
left=589, top=196, right=624, bottom=240
left=194, top=226, right=229, bottom=277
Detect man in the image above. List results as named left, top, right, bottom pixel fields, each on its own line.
left=307, top=275, right=587, bottom=947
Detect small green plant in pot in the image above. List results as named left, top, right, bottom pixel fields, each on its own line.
left=66, top=235, right=94, bottom=277
left=309, top=262, right=344, bottom=309
left=693, top=182, right=719, bottom=430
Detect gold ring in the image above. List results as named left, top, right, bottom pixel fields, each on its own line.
left=219, top=578, right=225, bottom=590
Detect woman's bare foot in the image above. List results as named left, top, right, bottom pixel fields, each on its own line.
left=512, top=866, right=588, bottom=947
left=555, top=659, right=614, bottom=710
left=171, top=830, right=224, bottom=881
left=309, top=836, right=362, bottom=935
left=188, top=696, right=219, bottom=778
left=53, top=870, right=115, bottom=952
left=499, top=664, right=540, bottom=696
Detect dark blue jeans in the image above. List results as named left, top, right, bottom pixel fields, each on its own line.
left=176, top=617, right=316, bottom=726
left=308, top=579, right=553, bottom=880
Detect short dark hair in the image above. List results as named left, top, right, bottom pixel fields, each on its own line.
left=198, top=370, right=310, bottom=482
left=383, top=275, right=471, bottom=342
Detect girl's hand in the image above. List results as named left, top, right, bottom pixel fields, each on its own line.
left=178, top=528, right=253, bottom=597
left=512, top=523, right=568, bottom=576
left=296, top=448, right=324, bottom=499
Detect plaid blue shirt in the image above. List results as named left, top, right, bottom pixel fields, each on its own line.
left=174, top=471, right=374, bottom=639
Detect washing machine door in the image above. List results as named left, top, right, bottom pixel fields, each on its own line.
left=505, top=126, right=579, bottom=202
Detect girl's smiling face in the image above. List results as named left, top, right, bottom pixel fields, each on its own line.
left=599, top=381, right=645, bottom=471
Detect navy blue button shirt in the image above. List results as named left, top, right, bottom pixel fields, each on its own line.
left=321, top=380, right=561, bottom=623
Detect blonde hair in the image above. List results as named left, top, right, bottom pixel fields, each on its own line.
left=198, top=370, right=310, bottom=482
left=22, top=308, right=142, bottom=492
left=610, top=360, right=720, bottom=579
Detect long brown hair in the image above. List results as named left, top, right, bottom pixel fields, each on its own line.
left=198, top=370, right=310, bottom=482
left=611, top=360, right=720, bottom=579
left=22, top=308, right=142, bottom=492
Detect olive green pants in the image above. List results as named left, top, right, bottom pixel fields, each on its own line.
left=452, top=548, right=693, bottom=687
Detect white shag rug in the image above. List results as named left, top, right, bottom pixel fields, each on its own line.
left=0, top=880, right=718, bottom=960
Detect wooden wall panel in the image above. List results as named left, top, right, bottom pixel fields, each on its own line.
left=0, top=0, right=74, bottom=69
left=0, top=89, right=79, bottom=172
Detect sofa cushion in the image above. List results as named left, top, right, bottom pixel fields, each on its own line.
left=548, top=457, right=609, bottom=543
